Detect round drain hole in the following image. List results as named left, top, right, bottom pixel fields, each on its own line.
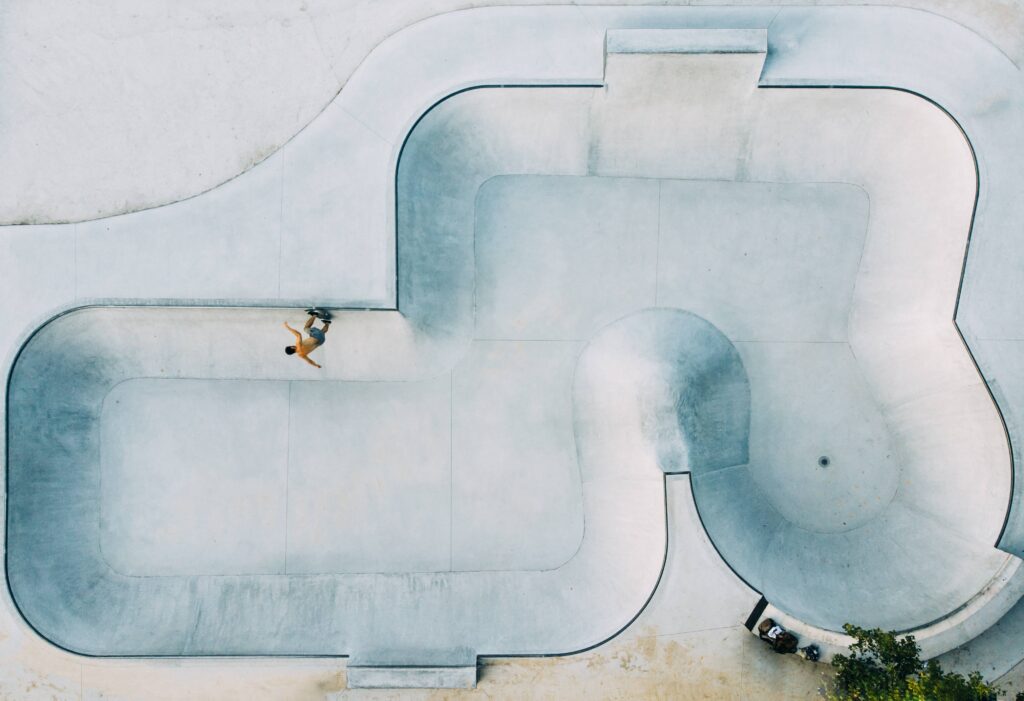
left=818, top=456, right=831, bottom=468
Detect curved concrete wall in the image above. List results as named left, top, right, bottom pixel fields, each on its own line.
left=574, top=309, right=750, bottom=479
left=759, top=5, right=1024, bottom=562
left=681, top=80, right=1012, bottom=632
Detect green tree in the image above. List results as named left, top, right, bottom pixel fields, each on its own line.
left=824, top=624, right=1004, bottom=701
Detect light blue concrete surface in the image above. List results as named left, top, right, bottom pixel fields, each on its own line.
left=451, top=341, right=584, bottom=571
left=101, top=379, right=291, bottom=576
left=286, top=377, right=453, bottom=574
left=474, top=177, right=658, bottom=341
left=656, top=180, right=868, bottom=342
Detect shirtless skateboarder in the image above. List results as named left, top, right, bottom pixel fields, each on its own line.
left=284, top=308, right=332, bottom=369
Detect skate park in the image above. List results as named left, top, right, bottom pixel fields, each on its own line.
left=5, top=3, right=1024, bottom=698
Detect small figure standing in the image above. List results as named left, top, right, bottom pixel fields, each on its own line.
left=284, top=308, right=332, bottom=369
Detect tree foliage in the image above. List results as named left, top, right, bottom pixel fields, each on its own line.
left=825, top=624, right=1004, bottom=701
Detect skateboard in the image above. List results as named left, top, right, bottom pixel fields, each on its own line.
left=305, top=307, right=333, bottom=321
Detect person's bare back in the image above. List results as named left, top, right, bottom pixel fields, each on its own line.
left=284, top=309, right=332, bottom=368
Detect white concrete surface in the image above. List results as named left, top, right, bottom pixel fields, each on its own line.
left=5, top=3, right=1024, bottom=698
left=451, top=340, right=584, bottom=571
left=474, top=177, right=658, bottom=341
left=101, top=379, right=291, bottom=577
left=655, top=180, right=867, bottom=341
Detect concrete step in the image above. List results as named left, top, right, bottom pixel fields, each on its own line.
left=345, top=648, right=478, bottom=689
left=346, top=665, right=477, bottom=689
left=605, top=28, right=767, bottom=55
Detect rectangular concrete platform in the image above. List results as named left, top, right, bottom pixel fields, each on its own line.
left=346, top=648, right=478, bottom=689
left=606, top=28, right=767, bottom=55
left=344, top=665, right=477, bottom=689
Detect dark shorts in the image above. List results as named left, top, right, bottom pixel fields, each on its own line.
left=308, top=326, right=326, bottom=345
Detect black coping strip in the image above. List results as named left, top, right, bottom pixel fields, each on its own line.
left=744, top=596, right=769, bottom=631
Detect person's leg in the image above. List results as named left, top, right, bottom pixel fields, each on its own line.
left=304, top=314, right=315, bottom=331
left=320, top=320, right=331, bottom=335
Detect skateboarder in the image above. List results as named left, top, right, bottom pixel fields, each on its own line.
left=284, top=309, right=332, bottom=369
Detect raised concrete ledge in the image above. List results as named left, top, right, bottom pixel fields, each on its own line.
left=347, top=648, right=477, bottom=689
left=606, top=28, right=767, bottom=55
left=345, top=666, right=477, bottom=689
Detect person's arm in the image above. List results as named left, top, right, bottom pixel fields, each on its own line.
left=283, top=322, right=303, bottom=342
left=301, top=355, right=322, bottom=369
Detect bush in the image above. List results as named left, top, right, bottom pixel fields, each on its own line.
left=825, top=624, right=1003, bottom=700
